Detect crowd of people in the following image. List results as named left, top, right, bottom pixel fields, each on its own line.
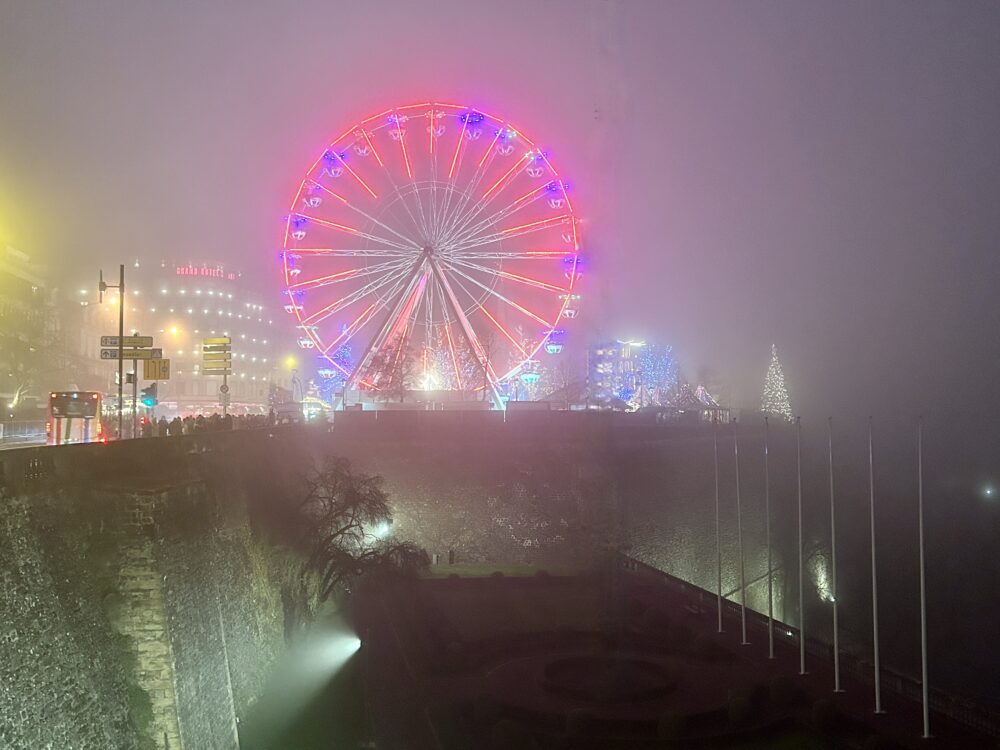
left=139, top=410, right=275, bottom=438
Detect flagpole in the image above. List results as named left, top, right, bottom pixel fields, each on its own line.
left=714, top=414, right=723, bottom=633
left=764, top=416, right=774, bottom=659
left=734, top=418, right=748, bottom=645
left=918, top=417, right=931, bottom=737
left=828, top=417, right=843, bottom=692
left=869, top=417, right=885, bottom=713
left=797, top=416, right=806, bottom=675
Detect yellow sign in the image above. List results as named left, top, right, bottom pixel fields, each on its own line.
left=203, top=337, right=231, bottom=345
left=144, top=358, right=171, bottom=380
left=202, top=352, right=231, bottom=361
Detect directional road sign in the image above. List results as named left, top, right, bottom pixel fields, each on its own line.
left=203, top=337, right=231, bottom=346
left=101, top=335, right=154, bottom=348
left=202, top=352, right=231, bottom=361
left=101, top=348, right=163, bottom=360
left=143, top=358, right=171, bottom=380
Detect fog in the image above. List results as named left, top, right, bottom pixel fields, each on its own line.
left=3, top=1, right=999, bottom=457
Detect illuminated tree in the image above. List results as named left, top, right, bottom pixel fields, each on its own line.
left=762, top=344, right=793, bottom=421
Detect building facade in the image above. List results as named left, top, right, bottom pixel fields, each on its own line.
left=587, top=339, right=679, bottom=406
left=0, top=245, right=53, bottom=414
left=65, top=260, right=282, bottom=415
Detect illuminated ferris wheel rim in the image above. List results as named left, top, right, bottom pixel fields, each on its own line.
left=279, top=100, right=583, bottom=406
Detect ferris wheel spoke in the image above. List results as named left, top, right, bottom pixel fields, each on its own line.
left=440, top=151, right=532, bottom=245
left=438, top=259, right=552, bottom=327
left=329, top=152, right=378, bottom=199
left=448, top=258, right=569, bottom=294
left=431, top=274, right=465, bottom=391
left=428, top=256, right=504, bottom=409
left=444, top=182, right=550, bottom=250
left=290, top=258, right=411, bottom=291
left=450, top=249, right=574, bottom=260
left=295, top=214, right=416, bottom=252
left=301, top=263, right=415, bottom=326
left=289, top=248, right=411, bottom=257
left=309, top=181, right=422, bottom=250
left=436, top=127, right=506, bottom=243
left=349, top=261, right=430, bottom=389
left=448, top=214, right=574, bottom=254
left=319, top=302, right=379, bottom=356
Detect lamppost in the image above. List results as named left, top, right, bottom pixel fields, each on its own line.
left=98, top=265, right=125, bottom=438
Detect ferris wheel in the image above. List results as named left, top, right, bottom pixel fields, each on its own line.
left=280, top=101, right=583, bottom=408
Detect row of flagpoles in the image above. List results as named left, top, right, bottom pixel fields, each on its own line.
left=712, top=415, right=932, bottom=739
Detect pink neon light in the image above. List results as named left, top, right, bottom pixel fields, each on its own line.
left=291, top=267, right=363, bottom=290
left=483, top=153, right=530, bottom=200
left=394, top=113, right=413, bottom=179
left=479, top=305, right=526, bottom=356
left=360, top=128, right=384, bottom=168
left=501, top=214, right=570, bottom=235
left=448, top=115, right=469, bottom=180
left=298, top=215, right=360, bottom=234
left=333, top=153, right=378, bottom=199
left=310, top=181, right=349, bottom=203
left=477, top=127, right=504, bottom=168
left=495, top=269, right=567, bottom=293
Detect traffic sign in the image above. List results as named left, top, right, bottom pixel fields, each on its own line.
left=219, top=383, right=230, bottom=394
left=202, top=352, right=231, bottom=361
left=203, top=336, right=231, bottom=345
left=101, top=348, right=163, bottom=360
left=143, top=358, right=171, bottom=380
left=220, top=391, right=231, bottom=407
left=101, top=335, right=154, bottom=348
left=203, top=369, right=232, bottom=375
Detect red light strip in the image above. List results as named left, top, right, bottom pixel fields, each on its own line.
left=334, top=152, right=378, bottom=199
left=309, top=181, right=349, bottom=204
left=483, top=153, right=530, bottom=200
left=477, top=127, right=504, bottom=168
left=428, top=108, right=435, bottom=154
left=395, top=112, right=413, bottom=179
left=494, top=268, right=568, bottom=293
left=360, top=128, right=384, bottom=168
left=290, top=267, right=363, bottom=291
left=500, top=214, right=569, bottom=236
left=448, top=115, right=469, bottom=180
left=298, top=215, right=359, bottom=234
left=479, top=305, right=527, bottom=357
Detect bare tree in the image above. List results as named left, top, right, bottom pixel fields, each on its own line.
left=299, top=457, right=427, bottom=600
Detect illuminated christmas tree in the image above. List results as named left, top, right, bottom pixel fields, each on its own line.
left=762, top=344, right=793, bottom=421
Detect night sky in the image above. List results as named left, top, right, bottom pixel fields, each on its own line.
left=2, top=1, right=999, bottom=435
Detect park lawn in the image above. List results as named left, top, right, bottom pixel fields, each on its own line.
left=422, top=576, right=604, bottom=640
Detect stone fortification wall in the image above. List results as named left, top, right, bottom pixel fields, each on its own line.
left=0, top=430, right=303, bottom=750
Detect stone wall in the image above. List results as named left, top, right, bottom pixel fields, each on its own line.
left=0, top=430, right=302, bottom=750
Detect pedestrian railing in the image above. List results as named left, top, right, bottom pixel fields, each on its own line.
left=620, top=554, right=1000, bottom=740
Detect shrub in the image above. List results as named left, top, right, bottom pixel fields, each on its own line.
left=444, top=640, right=466, bottom=671
left=768, top=676, right=798, bottom=710
left=657, top=710, right=686, bottom=740
left=727, top=694, right=753, bottom=726
left=811, top=698, right=838, bottom=732
left=473, top=695, right=502, bottom=724
left=565, top=708, right=595, bottom=737
left=863, top=735, right=892, bottom=750
left=490, top=570, right=505, bottom=578
left=490, top=718, right=529, bottom=749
